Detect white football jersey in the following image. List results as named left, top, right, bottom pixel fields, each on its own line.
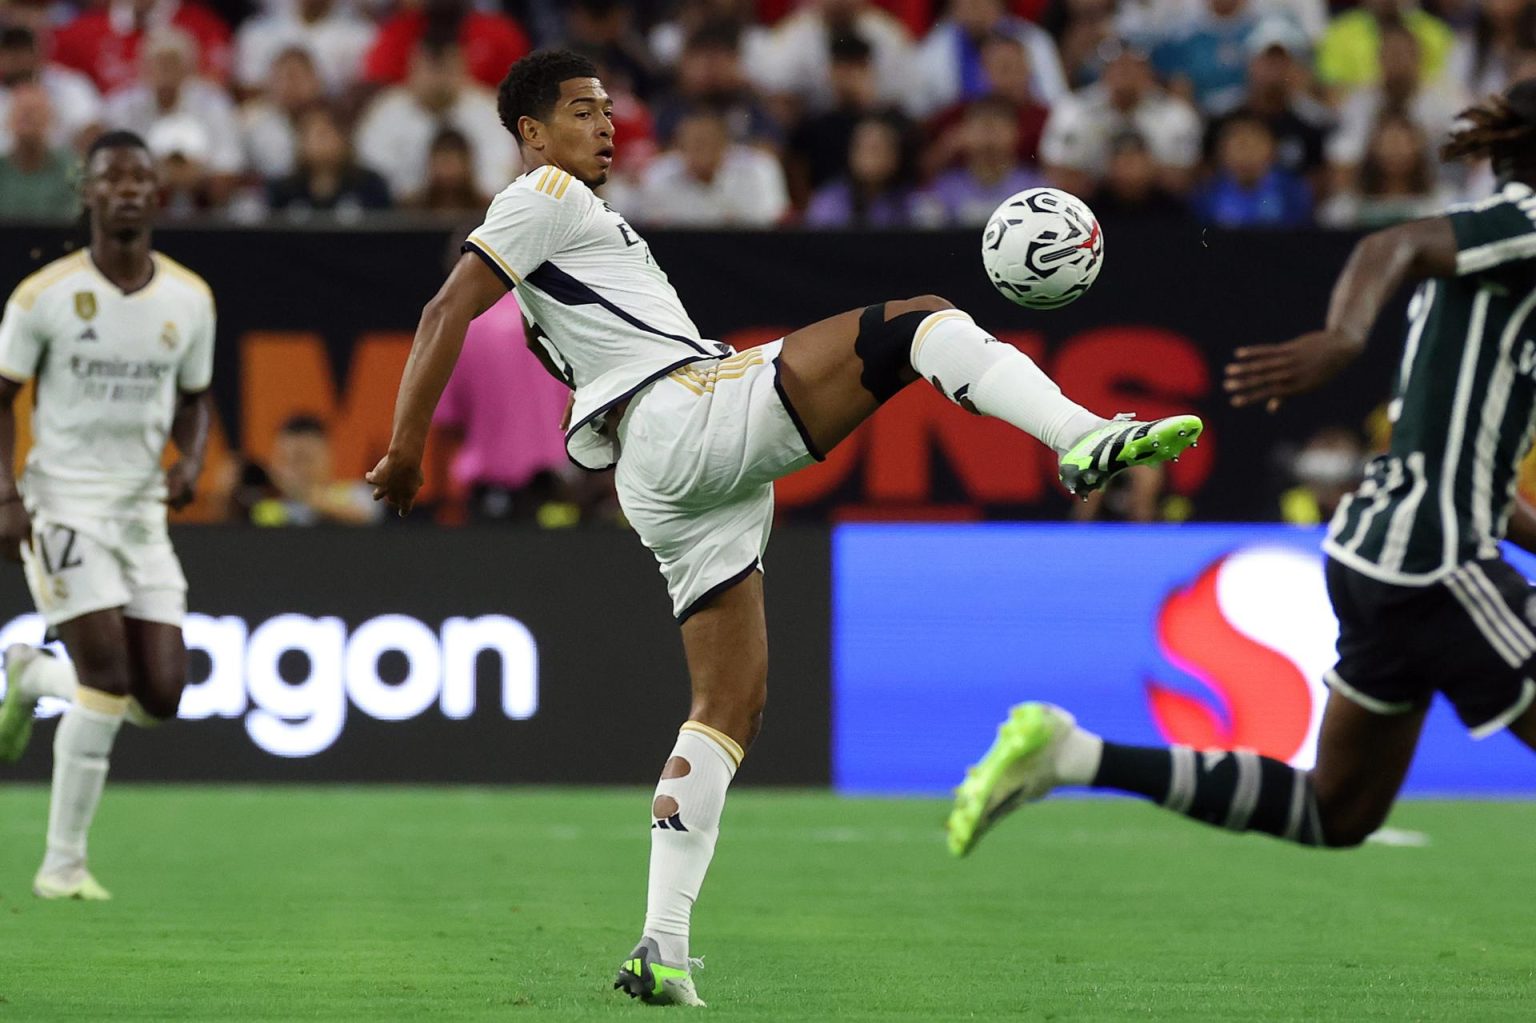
left=0, top=249, right=216, bottom=514
left=464, top=164, right=730, bottom=470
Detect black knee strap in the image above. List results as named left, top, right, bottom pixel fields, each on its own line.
left=855, top=303, right=930, bottom=404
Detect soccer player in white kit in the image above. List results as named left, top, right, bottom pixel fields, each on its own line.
left=367, top=51, right=1202, bottom=1005
left=0, top=131, right=214, bottom=900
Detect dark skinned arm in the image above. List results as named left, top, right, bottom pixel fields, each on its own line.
left=0, top=376, right=28, bottom=561
left=1507, top=501, right=1536, bottom=558
left=164, top=389, right=212, bottom=510
left=1225, top=218, right=1459, bottom=411
left=367, top=253, right=507, bottom=514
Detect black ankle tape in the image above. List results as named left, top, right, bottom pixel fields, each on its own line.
left=854, top=303, right=930, bottom=404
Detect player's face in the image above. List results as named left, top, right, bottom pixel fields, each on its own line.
left=84, top=145, right=158, bottom=235
left=540, top=77, right=615, bottom=187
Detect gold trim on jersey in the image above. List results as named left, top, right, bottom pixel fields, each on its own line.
left=152, top=252, right=214, bottom=302
left=530, top=166, right=573, bottom=199
left=9, top=251, right=88, bottom=312
left=668, top=349, right=766, bottom=396
left=465, top=235, right=522, bottom=284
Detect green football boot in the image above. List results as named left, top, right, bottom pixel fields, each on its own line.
left=947, top=702, right=1078, bottom=858
left=1058, top=413, right=1203, bottom=496
left=0, top=644, right=42, bottom=763
left=613, top=937, right=704, bottom=1007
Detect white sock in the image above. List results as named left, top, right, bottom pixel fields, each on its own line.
left=1056, top=726, right=1105, bottom=786
left=643, top=721, right=742, bottom=966
left=40, top=688, right=125, bottom=877
left=909, top=309, right=1107, bottom=453
left=19, top=650, right=76, bottom=701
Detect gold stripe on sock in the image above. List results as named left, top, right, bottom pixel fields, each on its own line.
left=681, top=720, right=744, bottom=768
left=909, top=309, right=973, bottom=363
left=75, top=686, right=129, bottom=716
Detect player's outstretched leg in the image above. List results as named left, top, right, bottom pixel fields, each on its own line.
left=614, top=576, right=764, bottom=1007
left=0, top=644, right=76, bottom=762
left=775, top=299, right=1201, bottom=496
left=946, top=696, right=1427, bottom=857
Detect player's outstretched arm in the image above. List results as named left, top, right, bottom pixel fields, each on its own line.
left=165, top=390, right=211, bottom=510
left=0, top=376, right=28, bottom=561
left=1225, top=217, right=1457, bottom=412
left=368, top=253, right=507, bottom=515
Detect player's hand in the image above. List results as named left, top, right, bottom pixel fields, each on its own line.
left=163, top=460, right=200, bottom=511
left=366, top=451, right=424, bottom=516
left=0, top=496, right=30, bottom=563
left=1225, top=330, right=1363, bottom=413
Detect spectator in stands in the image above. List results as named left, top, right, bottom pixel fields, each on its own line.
left=0, top=26, right=101, bottom=155
left=1117, top=0, right=1329, bottom=45
left=0, top=83, right=77, bottom=220
left=52, top=0, right=233, bottom=95
left=267, top=104, right=391, bottom=218
left=1316, top=0, right=1455, bottom=94
left=233, top=0, right=376, bottom=97
left=914, top=0, right=1069, bottom=116
left=629, top=105, right=788, bottom=225
left=1153, top=0, right=1258, bottom=113
left=1205, top=18, right=1330, bottom=193
left=750, top=0, right=919, bottom=115
left=355, top=39, right=516, bottom=205
left=1320, top=113, right=1450, bottom=227
left=649, top=0, right=769, bottom=71
left=1277, top=426, right=1364, bottom=525
left=1089, top=131, right=1188, bottom=220
left=147, top=112, right=222, bottom=217
left=105, top=27, right=242, bottom=204
left=364, top=0, right=529, bottom=91
left=564, top=0, right=657, bottom=100
left=804, top=114, right=918, bottom=227
left=1051, top=0, right=1117, bottom=87
left=1448, top=0, right=1536, bottom=99
left=914, top=94, right=1044, bottom=226
left=251, top=415, right=382, bottom=527
left=1194, top=112, right=1312, bottom=226
left=405, top=127, right=487, bottom=212
left=1326, top=23, right=1465, bottom=195
left=653, top=20, right=780, bottom=149
left=921, top=32, right=1048, bottom=179
left=1040, top=39, right=1203, bottom=197
left=785, top=33, right=909, bottom=204
left=432, top=231, right=574, bottom=524
left=240, top=46, right=323, bottom=180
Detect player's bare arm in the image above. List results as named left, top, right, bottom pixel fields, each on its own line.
left=369, top=251, right=506, bottom=515
left=165, top=390, right=211, bottom=511
left=1225, top=217, right=1458, bottom=411
left=0, top=374, right=28, bottom=561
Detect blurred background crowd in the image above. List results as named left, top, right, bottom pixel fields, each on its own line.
left=0, top=0, right=1524, bottom=230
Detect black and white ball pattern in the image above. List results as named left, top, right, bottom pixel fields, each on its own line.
left=981, top=188, right=1104, bottom=310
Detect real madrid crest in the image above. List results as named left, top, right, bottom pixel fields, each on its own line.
left=74, top=291, right=97, bottom=321
left=160, top=321, right=179, bottom=350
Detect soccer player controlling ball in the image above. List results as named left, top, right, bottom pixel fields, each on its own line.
left=948, top=80, right=1536, bottom=859
left=367, top=50, right=1202, bottom=1005
left=0, top=131, right=215, bottom=899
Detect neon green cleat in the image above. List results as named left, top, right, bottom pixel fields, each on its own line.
left=947, top=702, right=1078, bottom=858
left=613, top=937, right=705, bottom=1006
left=34, top=868, right=112, bottom=901
left=0, top=644, right=41, bottom=763
left=1058, top=413, right=1203, bottom=496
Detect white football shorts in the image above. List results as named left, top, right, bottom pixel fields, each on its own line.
left=615, top=340, right=820, bottom=621
left=21, top=506, right=187, bottom=628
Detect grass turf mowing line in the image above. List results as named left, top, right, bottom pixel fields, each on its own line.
left=0, top=787, right=1532, bottom=1020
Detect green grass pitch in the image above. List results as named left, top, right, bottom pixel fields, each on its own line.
left=1, top=788, right=1533, bottom=1021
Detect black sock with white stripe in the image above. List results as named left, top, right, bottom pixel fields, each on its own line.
left=1091, top=743, right=1327, bottom=846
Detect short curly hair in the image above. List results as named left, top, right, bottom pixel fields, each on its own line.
left=496, top=50, right=600, bottom=145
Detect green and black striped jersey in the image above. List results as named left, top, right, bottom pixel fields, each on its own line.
left=1327, top=183, right=1536, bottom=585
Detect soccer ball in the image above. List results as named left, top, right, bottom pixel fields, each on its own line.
left=980, top=188, right=1104, bottom=309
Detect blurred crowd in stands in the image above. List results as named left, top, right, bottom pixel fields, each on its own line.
left=0, top=0, right=1525, bottom=229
